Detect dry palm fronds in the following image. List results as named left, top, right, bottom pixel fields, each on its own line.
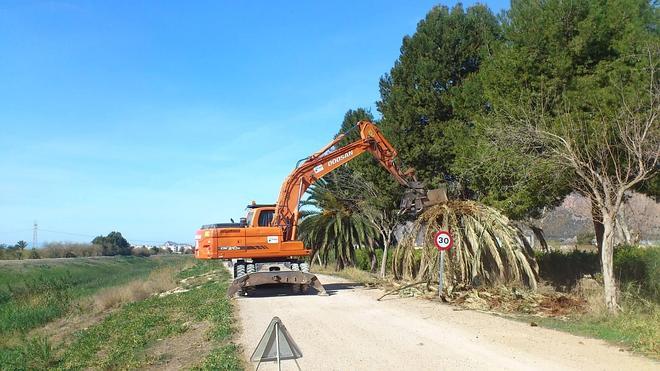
left=393, top=201, right=539, bottom=290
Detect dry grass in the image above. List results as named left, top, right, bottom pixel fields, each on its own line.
left=91, top=265, right=188, bottom=311
left=313, top=266, right=383, bottom=286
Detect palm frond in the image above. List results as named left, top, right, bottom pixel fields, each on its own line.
left=394, top=201, right=538, bottom=289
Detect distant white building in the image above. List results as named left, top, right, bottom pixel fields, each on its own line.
left=162, top=241, right=193, bottom=254
left=131, top=244, right=157, bottom=250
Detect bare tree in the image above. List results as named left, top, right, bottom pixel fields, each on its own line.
left=361, top=197, right=402, bottom=278
left=538, top=56, right=659, bottom=312
left=329, top=169, right=402, bottom=276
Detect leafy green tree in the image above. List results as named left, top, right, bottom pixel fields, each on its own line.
left=473, top=0, right=658, bottom=312
left=14, top=240, right=28, bottom=259
left=337, top=108, right=404, bottom=210
left=377, top=4, right=500, bottom=190
left=92, top=231, right=132, bottom=256
left=337, top=108, right=374, bottom=144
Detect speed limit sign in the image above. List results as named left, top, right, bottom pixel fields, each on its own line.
left=434, top=230, right=453, bottom=251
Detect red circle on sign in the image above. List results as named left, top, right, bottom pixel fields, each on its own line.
left=434, top=230, right=453, bottom=251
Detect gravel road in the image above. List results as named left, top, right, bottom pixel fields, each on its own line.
left=236, top=274, right=657, bottom=371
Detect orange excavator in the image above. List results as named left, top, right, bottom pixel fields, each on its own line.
left=195, top=121, right=444, bottom=296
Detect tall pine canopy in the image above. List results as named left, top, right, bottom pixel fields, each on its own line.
left=377, top=4, right=500, bottom=190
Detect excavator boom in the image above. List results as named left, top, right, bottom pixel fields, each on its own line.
left=195, top=120, right=443, bottom=296
left=272, top=120, right=436, bottom=241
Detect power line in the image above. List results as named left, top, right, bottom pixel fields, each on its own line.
left=0, top=229, right=33, bottom=235
left=38, top=229, right=96, bottom=238
left=3, top=224, right=182, bottom=245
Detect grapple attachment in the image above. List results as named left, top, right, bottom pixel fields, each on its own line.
left=400, top=182, right=447, bottom=214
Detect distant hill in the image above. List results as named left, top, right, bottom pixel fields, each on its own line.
left=537, top=192, right=660, bottom=242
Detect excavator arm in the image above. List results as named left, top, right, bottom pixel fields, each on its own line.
left=272, top=120, right=437, bottom=241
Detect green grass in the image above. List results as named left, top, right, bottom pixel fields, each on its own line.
left=0, top=259, right=242, bottom=370
left=193, top=344, right=243, bottom=371
left=0, top=256, right=189, bottom=336
left=58, top=260, right=241, bottom=369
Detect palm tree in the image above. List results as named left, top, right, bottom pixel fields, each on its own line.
left=298, top=173, right=380, bottom=271
left=15, top=240, right=28, bottom=260
left=394, top=201, right=539, bottom=290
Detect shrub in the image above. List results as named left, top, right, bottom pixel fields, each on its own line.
left=576, top=231, right=595, bottom=246
left=354, top=248, right=372, bottom=271
left=39, top=242, right=102, bottom=259
left=131, top=248, right=152, bottom=257
left=536, top=250, right=600, bottom=289
left=614, top=245, right=659, bottom=301
left=537, top=245, right=659, bottom=301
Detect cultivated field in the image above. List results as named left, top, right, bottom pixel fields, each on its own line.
left=0, top=256, right=241, bottom=370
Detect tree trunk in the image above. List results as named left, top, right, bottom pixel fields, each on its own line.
left=591, top=205, right=604, bottom=259
left=530, top=225, right=549, bottom=252
left=380, top=240, right=390, bottom=278
left=615, top=208, right=632, bottom=245
left=601, top=212, right=619, bottom=313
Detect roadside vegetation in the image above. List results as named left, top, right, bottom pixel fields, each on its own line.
left=0, top=256, right=183, bottom=336
left=297, top=0, right=658, bottom=359
left=533, top=246, right=659, bottom=356
left=312, top=243, right=659, bottom=357
left=0, top=232, right=191, bottom=260
left=0, top=257, right=241, bottom=370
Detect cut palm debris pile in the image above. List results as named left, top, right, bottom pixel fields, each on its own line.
left=379, top=280, right=586, bottom=318
left=394, top=201, right=539, bottom=289
left=447, top=286, right=587, bottom=318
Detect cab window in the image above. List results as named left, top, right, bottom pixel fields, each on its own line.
left=258, top=210, right=274, bottom=227
left=245, top=210, right=254, bottom=227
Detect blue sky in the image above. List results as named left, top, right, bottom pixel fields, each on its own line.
left=0, top=1, right=507, bottom=245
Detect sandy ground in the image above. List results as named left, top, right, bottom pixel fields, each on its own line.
left=236, top=274, right=658, bottom=371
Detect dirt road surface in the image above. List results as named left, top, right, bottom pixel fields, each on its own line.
left=236, top=274, right=657, bottom=371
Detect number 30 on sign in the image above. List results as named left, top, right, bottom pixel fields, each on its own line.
left=434, top=230, right=453, bottom=251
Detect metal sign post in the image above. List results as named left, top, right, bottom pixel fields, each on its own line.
left=433, top=230, right=453, bottom=298
left=438, top=250, right=445, bottom=297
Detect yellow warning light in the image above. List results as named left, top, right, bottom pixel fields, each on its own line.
left=251, top=200, right=256, bottom=206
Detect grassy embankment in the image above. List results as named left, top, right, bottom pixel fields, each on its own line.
left=0, top=256, right=242, bottom=370
left=0, top=256, right=180, bottom=335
